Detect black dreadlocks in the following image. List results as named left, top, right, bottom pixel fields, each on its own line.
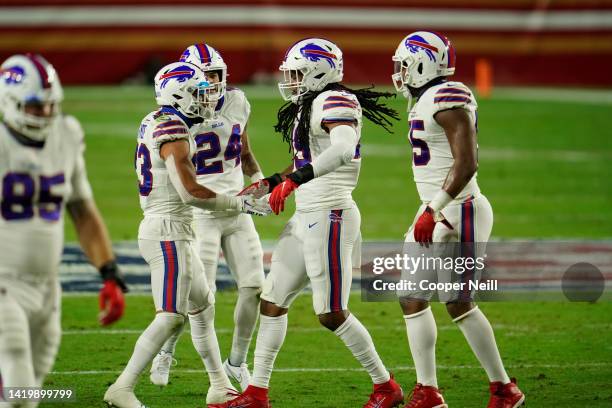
left=274, top=83, right=399, bottom=152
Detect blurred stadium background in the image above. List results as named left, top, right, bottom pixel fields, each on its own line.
left=2, top=0, right=612, bottom=86
left=2, top=1, right=611, bottom=407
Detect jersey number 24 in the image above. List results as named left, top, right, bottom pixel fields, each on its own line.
left=193, top=124, right=242, bottom=175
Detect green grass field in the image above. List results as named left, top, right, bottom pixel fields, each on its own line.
left=62, top=85, right=612, bottom=241
left=47, top=294, right=611, bottom=407
left=40, top=86, right=612, bottom=407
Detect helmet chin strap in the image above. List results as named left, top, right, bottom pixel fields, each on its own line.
left=405, top=93, right=414, bottom=113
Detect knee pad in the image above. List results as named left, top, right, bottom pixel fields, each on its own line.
left=188, top=304, right=216, bottom=336
left=155, top=312, right=186, bottom=335
left=237, top=287, right=262, bottom=300
left=188, top=286, right=215, bottom=314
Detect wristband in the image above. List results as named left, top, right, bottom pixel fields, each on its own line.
left=99, top=260, right=128, bottom=292
left=264, top=173, right=283, bottom=191
left=212, top=194, right=242, bottom=211
left=251, top=171, right=265, bottom=183
left=286, top=164, right=314, bottom=185
left=428, top=190, right=453, bottom=213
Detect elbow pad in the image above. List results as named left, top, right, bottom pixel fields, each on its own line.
left=311, top=125, right=358, bottom=178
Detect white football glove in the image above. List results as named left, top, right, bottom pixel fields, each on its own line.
left=239, top=195, right=272, bottom=216
left=238, top=179, right=270, bottom=199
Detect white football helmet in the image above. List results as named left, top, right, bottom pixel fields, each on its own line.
left=392, top=31, right=456, bottom=96
left=154, top=62, right=214, bottom=120
left=180, top=43, right=227, bottom=104
left=0, top=54, right=63, bottom=141
left=278, top=38, right=343, bottom=103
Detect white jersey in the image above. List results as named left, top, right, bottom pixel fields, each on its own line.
left=294, top=90, right=362, bottom=212
left=136, top=107, right=198, bottom=241
left=192, top=88, right=250, bottom=218
left=408, top=81, right=480, bottom=202
left=0, top=116, right=93, bottom=284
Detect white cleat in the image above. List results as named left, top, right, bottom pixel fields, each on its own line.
left=149, top=351, right=176, bottom=387
left=104, top=383, right=146, bottom=408
left=223, top=359, right=251, bottom=392
left=206, top=385, right=239, bottom=404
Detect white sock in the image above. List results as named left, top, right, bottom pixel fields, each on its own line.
left=454, top=306, right=510, bottom=384
left=404, top=307, right=438, bottom=387
left=229, top=287, right=260, bottom=366
left=335, top=314, right=390, bottom=385
left=160, top=319, right=186, bottom=355
left=189, top=304, right=232, bottom=390
left=116, top=313, right=184, bottom=388
left=251, top=314, right=288, bottom=388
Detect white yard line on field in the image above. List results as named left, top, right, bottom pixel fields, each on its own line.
left=61, top=323, right=608, bottom=336
left=49, top=362, right=610, bottom=376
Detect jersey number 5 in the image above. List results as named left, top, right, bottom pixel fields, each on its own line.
left=408, top=119, right=430, bottom=166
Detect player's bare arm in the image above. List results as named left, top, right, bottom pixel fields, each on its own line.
left=238, top=164, right=293, bottom=199
left=160, top=139, right=216, bottom=200
left=240, top=126, right=264, bottom=179
left=435, top=108, right=478, bottom=198
left=67, top=198, right=127, bottom=325
left=279, top=164, right=293, bottom=176
left=67, top=199, right=117, bottom=269
left=413, top=108, right=478, bottom=246
left=161, top=139, right=270, bottom=215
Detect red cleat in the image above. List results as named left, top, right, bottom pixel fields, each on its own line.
left=404, top=384, right=447, bottom=408
left=207, top=385, right=271, bottom=408
left=487, top=378, right=525, bottom=408
left=363, top=374, right=404, bottom=408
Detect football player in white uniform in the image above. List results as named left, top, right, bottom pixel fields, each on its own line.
left=104, top=62, right=270, bottom=408
left=391, top=32, right=525, bottom=408
left=150, top=44, right=266, bottom=391
left=210, top=38, right=403, bottom=408
left=0, top=54, right=127, bottom=408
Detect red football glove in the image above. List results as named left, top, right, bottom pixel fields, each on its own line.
left=414, top=207, right=436, bottom=247
left=269, top=178, right=298, bottom=214
left=99, top=280, right=125, bottom=326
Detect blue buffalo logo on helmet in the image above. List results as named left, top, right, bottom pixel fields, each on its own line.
left=180, top=44, right=214, bottom=64
left=179, top=49, right=191, bottom=61
left=405, top=34, right=438, bottom=62
left=158, top=65, right=196, bottom=89
left=299, top=43, right=337, bottom=68
left=1, top=66, right=26, bottom=85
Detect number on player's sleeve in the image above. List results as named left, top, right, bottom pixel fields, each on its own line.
left=432, top=83, right=473, bottom=112
left=320, top=92, right=360, bottom=128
